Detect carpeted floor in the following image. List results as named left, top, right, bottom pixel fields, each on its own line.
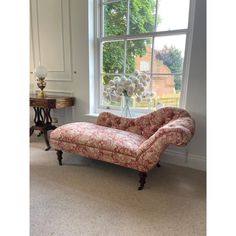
left=30, top=134, right=206, bottom=236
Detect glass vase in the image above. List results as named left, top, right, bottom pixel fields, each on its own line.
left=121, top=94, right=132, bottom=117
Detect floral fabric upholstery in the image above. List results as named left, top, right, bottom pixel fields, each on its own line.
left=50, top=122, right=146, bottom=157
left=96, top=107, right=193, bottom=138
left=50, top=107, right=195, bottom=172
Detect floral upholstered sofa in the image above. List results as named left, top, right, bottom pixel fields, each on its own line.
left=50, top=107, right=195, bottom=190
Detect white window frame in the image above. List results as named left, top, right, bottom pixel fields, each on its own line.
left=93, top=0, right=196, bottom=115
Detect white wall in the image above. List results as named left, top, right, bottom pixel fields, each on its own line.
left=30, top=0, right=206, bottom=170
left=185, top=0, right=206, bottom=167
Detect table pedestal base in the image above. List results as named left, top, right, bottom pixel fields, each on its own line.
left=30, top=107, right=57, bottom=151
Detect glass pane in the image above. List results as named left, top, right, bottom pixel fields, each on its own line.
left=101, top=74, right=122, bottom=107
left=104, top=0, right=128, bottom=37
left=102, top=41, right=125, bottom=74
left=153, top=35, right=186, bottom=75
left=131, top=86, right=156, bottom=110
left=126, top=38, right=153, bottom=74
left=151, top=74, right=181, bottom=107
left=129, top=0, right=156, bottom=34
left=149, top=35, right=186, bottom=108
left=156, top=0, right=190, bottom=31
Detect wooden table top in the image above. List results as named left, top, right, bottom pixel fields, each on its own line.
left=30, top=94, right=75, bottom=109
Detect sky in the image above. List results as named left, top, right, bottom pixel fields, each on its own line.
left=157, top=0, right=190, bottom=31
left=154, top=0, right=190, bottom=56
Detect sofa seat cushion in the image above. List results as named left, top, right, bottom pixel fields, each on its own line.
left=50, top=122, right=147, bottom=157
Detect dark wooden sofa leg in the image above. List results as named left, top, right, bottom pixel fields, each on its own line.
left=156, top=161, right=161, bottom=168
left=138, top=172, right=147, bottom=190
left=56, top=150, right=63, bottom=166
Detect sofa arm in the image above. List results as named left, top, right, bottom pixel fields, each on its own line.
left=139, top=117, right=194, bottom=152
left=156, top=116, right=195, bottom=145
left=136, top=117, right=195, bottom=171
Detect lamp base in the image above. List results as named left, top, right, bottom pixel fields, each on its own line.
left=37, top=78, right=46, bottom=97
left=37, top=90, right=46, bottom=97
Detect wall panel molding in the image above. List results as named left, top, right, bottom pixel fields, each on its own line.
left=30, top=0, right=73, bottom=82
left=162, top=148, right=206, bottom=171
left=30, top=0, right=36, bottom=71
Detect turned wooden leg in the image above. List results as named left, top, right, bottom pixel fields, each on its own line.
left=138, top=172, right=147, bottom=190
left=156, top=161, right=161, bottom=168
left=30, top=126, right=35, bottom=136
left=43, top=129, right=51, bottom=151
left=56, top=150, right=63, bottom=166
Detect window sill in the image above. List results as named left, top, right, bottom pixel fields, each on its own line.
left=85, top=113, right=99, bottom=118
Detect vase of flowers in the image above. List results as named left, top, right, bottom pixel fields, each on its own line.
left=103, top=71, right=154, bottom=117
left=121, top=90, right=132, bottom=117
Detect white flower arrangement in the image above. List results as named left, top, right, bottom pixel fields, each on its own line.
left=103, top=71, right=154, bottom=104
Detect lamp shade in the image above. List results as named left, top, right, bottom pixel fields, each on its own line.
left=34, top=65, right=48, bottom=79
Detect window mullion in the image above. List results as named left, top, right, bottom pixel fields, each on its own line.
left=154, top=0, right=158, bottom=32
left=99, top=42, right=103, bottom=107
left=100, top=29, right=188, bottom=42
left=98, top=0, right=103, bottom=107
left=103, top=0, right=121, bottom=4
left=150, top=0, right=159, bottom=94
left=100, top=0, right=104, bottom=37
left=150, top=36, right=154, bottom=93
left=127, top=0, right=130, bottom=35
left=123, top=0, right=130, bottom=76
left=123, top=39, right=127, bottom=75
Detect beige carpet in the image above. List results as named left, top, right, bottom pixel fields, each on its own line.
left=30, top=134, right=206, bottom=236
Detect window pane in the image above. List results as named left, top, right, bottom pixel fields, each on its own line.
left=129, top=0, right=156, bottom=34
left=126, top=38, right=153, bottom=74
left=153, top=35, right=186, bottom=75
left=104, top=0, right=127, bottom=37
left=102, top=41, right=125, bottom=74
left=156, top=0, right=190, bottom=31
left=130, top=74, right=182, bottom=109
left=151, top=74, right=181, bottom=107
left=101, top=73, right=122, bottom=107
left=150, top=35, right=186, bottom=107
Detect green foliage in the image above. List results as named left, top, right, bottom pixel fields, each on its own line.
left=104, top=0, right=127, bottom=37
left=103, top=41, right=124, bottom=74
left=129, top=0, right=156, bottom=35
left=103, top=0, right=157, bottom=77
left=156, top=46, right=183, bottom=91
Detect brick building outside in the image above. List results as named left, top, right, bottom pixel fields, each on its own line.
left=135, top=46, right=176, bottom=97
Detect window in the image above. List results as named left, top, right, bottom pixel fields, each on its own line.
left=95, top=0, right=194, bottom=114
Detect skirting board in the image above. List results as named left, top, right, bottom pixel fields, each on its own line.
left=161, top=148, right=206, bottom=171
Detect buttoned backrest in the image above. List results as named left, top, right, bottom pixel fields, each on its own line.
left=96, top=107, right=191, bottom=138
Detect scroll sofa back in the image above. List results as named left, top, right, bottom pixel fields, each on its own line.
left=96, top=107, right=194, bottom=139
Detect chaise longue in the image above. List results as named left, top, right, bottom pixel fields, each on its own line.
left=50, top=107, right=195, bottom=190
